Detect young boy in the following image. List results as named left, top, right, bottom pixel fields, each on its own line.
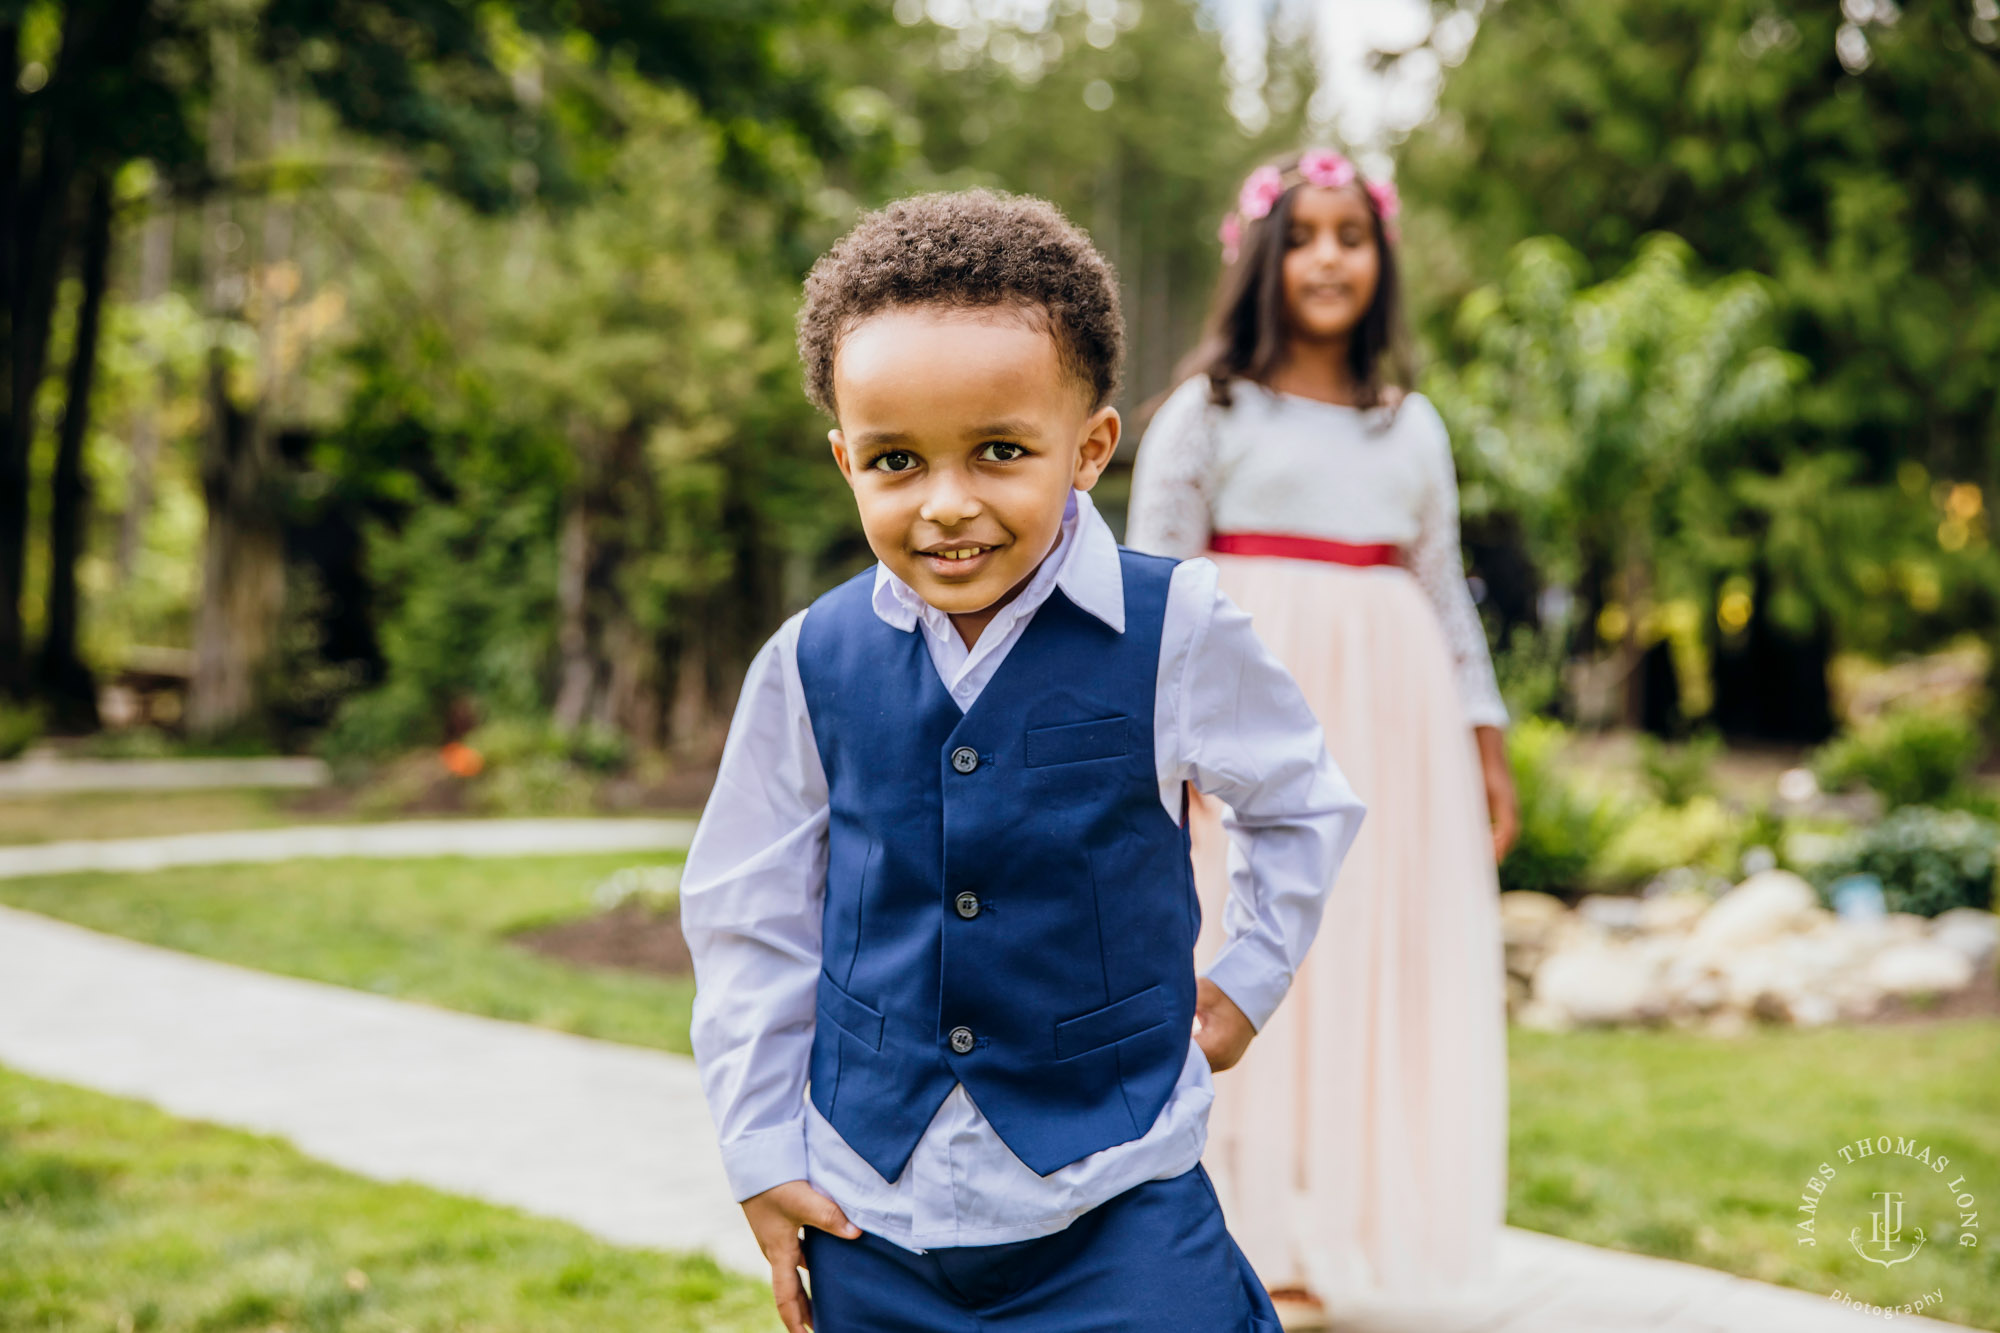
left=683, top=189, right=1363, bottom=1332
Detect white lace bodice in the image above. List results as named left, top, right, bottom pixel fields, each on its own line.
left=1126, top=376, right=1508, bottom=730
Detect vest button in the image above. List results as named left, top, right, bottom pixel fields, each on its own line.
left=950, top=746, right=980, bottom=774
left=954, top=891, right=981, bottom=920
left=948, top=1026, right=976, bottom=1055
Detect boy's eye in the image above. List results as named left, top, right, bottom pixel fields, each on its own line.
left=870, top=451, right=919, bottom=474
left=979, top=441, right=1027, bottom=462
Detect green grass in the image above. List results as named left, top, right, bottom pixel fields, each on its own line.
left=1510, top=1022, right=2000, bottom=1328
left=0, top=789, right=351, bottom=845
left=0, top=854, right=696, bottom=1054
left=0, top=1064, right=770, bottom=1332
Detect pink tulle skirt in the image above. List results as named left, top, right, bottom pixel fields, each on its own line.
left=1193, top=555, right=1507, bottom=1299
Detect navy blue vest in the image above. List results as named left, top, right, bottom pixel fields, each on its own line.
left=796, top=550, right=1198, bottom=1182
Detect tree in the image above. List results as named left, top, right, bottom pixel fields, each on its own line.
left=1425, top=235, right=1803, bottom=728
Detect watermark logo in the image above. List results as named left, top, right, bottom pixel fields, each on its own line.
left=1853, top=1190, right=1924, bottom=1268
left=1794, top=1134, right=1979, bottom=1318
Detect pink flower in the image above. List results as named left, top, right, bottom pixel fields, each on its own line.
left=1366, top=178, right=1402, bottom=222
left=1217, top=212, right=1244, bottom=263
left=1237, top=166, right=1286, bottom=222
left=1298, top=148, right=1355, bottom=190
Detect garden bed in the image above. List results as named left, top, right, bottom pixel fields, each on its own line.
left=514, top=901, right=693, bottom=977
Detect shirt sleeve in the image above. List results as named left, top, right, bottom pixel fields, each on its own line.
left=681, top=611, right=828, bottom=1203
left=1166, top=559, right=1366, bottom=1031
left=1404, top=396, right=1509, bottom=731
left=1125, top=377, right=1220, bottom=560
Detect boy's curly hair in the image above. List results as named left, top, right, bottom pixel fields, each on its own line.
left=797, top=189, right=1124, bottom=417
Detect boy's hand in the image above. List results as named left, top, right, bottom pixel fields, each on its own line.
left=1194, top=978, right=1255, bottom=1073
left=741, top=1180, right=861, bottom=1333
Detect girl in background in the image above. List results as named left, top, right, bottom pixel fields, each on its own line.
left=1126, top=150, right=1515, bottom=1326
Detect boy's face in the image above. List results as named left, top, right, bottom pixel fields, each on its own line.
left=829, top=306, right=1118, bottom=632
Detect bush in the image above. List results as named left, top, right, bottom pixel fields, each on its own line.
left=1812, top=806, right=2000, bottom=917
left=1638, top=731, right=1720, bottom=808
left=0, top=703, right=42, bottom=760
left=1592, top=796, right=1737, bottom=888
left=1501, top=719, right=1621, bottom=897
left=1813, top=707, right=1982, bottom=810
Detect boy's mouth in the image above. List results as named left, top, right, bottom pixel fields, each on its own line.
left=916, top=542, right=1002, bottom=576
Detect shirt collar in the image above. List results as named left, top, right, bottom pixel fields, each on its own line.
left=869, top=488, right=1127, bottom=637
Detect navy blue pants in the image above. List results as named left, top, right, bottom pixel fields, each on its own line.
left=801, top=1167, right=1280, bottom=1332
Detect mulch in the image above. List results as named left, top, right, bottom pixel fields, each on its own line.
left=512, top=902, right=693, bottom=977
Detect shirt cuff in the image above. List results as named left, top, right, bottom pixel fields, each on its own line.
left=1202, top=937, right=1291, bottom=1033
left=719, top=1119, right=811, bottom=1203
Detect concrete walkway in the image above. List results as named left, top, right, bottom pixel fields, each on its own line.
left=0, top=754, right=331, bottom=796
left=0, top=817, right=698, bottom=879
left=0, top=905, right=1974, bottom=1332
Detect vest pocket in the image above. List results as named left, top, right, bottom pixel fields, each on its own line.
left=818, top=974, right=884, bottom=1052
left=1053, top=984, right=1169, bottom=1059
left=1024, top=715, right=1129, bottom=768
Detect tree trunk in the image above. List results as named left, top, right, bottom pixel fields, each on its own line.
left=35, top=172, right=111, bottom=729
left=115, top=188, right=174, bottom=582
left=2, top=17, right=81, bottom=697
left=0, top=20, right=21, bottom=695
left=187, top=30, right=285, bottom=738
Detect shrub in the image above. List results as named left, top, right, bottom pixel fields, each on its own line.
left=1813, top=707, right=1982, bottom=810
left=1592, top=796, right=1737, bottom=888
left=1638, top=731, right=1720, bottom=808
left=0, top=703, right=42, bottom=760
left=1811, top=805, right=2000, bottom=918
left=1501, top=719, right=1621, bottom=897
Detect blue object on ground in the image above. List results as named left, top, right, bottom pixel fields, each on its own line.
left=1830, top=874, right=1887, bottom=921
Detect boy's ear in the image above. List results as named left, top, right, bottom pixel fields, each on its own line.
left=1071, top=407, right=1121, bottom=493
left=829, top=429, right=857, bottom=487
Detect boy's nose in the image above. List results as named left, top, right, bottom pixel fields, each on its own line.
left=919, top=471, right=983, bottom=526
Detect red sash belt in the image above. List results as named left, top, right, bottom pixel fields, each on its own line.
left=1208, top=532, right=1403, bottom=567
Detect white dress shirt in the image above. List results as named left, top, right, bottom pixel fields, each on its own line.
left=682, top=489, right=1364, bottom=1252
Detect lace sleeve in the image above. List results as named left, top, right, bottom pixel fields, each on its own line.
left=1405, top=398, right=1509, bottom=730
left=1125, top=377, right=1219, bottom=560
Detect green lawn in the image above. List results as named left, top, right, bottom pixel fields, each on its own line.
left=0, top=789, right=344, bottom=845
left=1511, top=1022, right=2000, bottom=1328
left=0, top=854, right=696, bottom=1054
left=0, top=1064, right=770, bottom=1332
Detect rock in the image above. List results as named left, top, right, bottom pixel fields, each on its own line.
left=1577, top=894, right=1646, bottom=935
left=1533, top=944, right=1666, bottom=1026
left=1930, top=908, right=1999, bottom=968
left=1866, top=943, right=1977, bottom=998
left=1690, top=870, right=1820, bottom=952
left=1638, top=889, right=1710, bottom=935
left=1501, top=890, right=1571, bottom=981
left=1500, top=891, right=1569, bottom=943
left=1516, top=999, right=1573, bottom=1032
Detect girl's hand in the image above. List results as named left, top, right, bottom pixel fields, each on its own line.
left=740, top=1180, right=861, bottom=1333
left=1476, top=725, right=1518, bottom=862
left=1194, top=978, right=1256, bottom=1072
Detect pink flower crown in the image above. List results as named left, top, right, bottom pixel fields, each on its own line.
left=1217, top=148, right=1401, bottom=263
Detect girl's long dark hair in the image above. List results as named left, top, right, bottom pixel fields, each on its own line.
left=1180, top=153, right=1409, bottom=410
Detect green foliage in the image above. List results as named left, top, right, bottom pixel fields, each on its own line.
left=1501, top=719, right=1622, bottom=896
left=1812, top=805, right=2000, bottom=918
left=1404, top=0, right=2000, bottom=665
left=1494, top=621, right=1568, bottom=720
left=1638, top=731, right=1720, bottom=807
left=1813, top=707, right=1983, bottom=810
left=0, top=703, right=41, bottom=761
left=1592, top=795, right=1737, bottom=889
left=1425, top=234, right=1803, bottom=605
